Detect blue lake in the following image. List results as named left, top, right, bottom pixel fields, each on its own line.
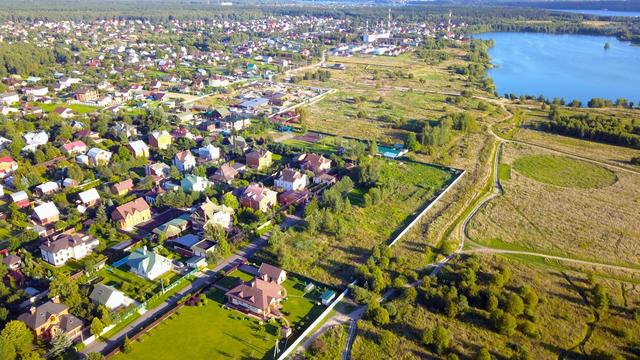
left=475, top=32, right=640, bottom=104
left=551, top=9, right=640, bottom=18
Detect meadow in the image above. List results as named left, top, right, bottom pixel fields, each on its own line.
left=468, top=142, right=640, bottom=267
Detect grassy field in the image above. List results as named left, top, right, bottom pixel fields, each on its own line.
left=512, top=154, right=617, bottom=189
left=350, top=254, right=640, bottom=359
left=262, top=160, right=454, bottom=286
left=468, top=142, right=640, bottom=267
left=113, top=273, right=325, bottom=360
left=508, top=106, right=640, bottom=169
left=291, top=51, right=490, bottom=144
left=35, top=102, right=101, bottom=114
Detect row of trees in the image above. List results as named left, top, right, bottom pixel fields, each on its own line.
left=541, top=108, right=640, bottom=149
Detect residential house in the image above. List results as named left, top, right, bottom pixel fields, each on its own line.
left=60, top=140, right=87, bottom=155
left=53, top=107, right=76, bottom=119
left=23, top=131, right=49, bottom=152
left=210, top=163, right=238, bottom=183
left=40, top=233, right=99, bottom=266
left=86, top=148, right=112, bottom=166
left=126, top=246, right=172, bottom=280
left=18, top=299, right=83, bottom=341
left=89, top=284, right=127, bottom=310
left=152, top=214, right=191, bottom=239
left=74, top=88, right=98, bottom=102
left=0, top=156, right=18, bottom=178
left=240, top=183, right=277, bottom=212
left=148, top=130, right=172, bottom=149
left=35, top=182, right=60, bottom=197
left=173, top=150, right=196, bottom=172
left=191, top=198, right=234, bottom=230
left=225, top=135, right=248, bottom=152
left=24, top=86, right=48, bottom=97
left=0, top=92, right=19, bottom=105
left=225, top=277, right=283, bottom=319
left=111, top=198, right=151, bottom=230
left=113, top=122, right=138, bottom=139
left=127, top=140, right=150, bottom=158
left=32, top=202, right=60, bottom=226
left=195, top=144, right=221, bottom=161
left=313, top=173, right=337, bottom=185
left=258, top=263, right=287, bottom=284
left=2, top=254, right=21, bottom=271
left=10, top=191, right=29, bottom=208
left=78, top=188, right=100, bottom=207
left=274, top=168, right=308, bottom=191
left=146, top=162, right=170, bottom=178
left=245, top=149, right=272, bottom=170
left=299, top=153, right=332, bottom=174
left=180, top=174, right=211, bottom=192
left=111, top=179, right=134, bottom=196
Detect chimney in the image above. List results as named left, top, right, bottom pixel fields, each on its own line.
left=29, top=306, right=36, bottom=315
left=51, top=295, right=60, bottom=304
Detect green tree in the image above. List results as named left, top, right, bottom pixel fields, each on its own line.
left=90, top=317, right=104, bottom=336
left=49, top=334, right=72, bottom=357
left=0, top=320, right=33, bottom=359
left=432, top=325, right=451, bottom=355
left=476, top=347, right=492, bottom=360
left=122, top=335, right=132, bottom=353
left=505, top=293, right=524, bottom=316
left=221, top=192, right=239, bottom=209
left=86, top=353, right=105, bottom=360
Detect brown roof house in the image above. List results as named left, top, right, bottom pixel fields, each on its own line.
left=240, top=183, right=277, bottom=212
left=18, top=298, right=83, bottom=342
left=210, top=163, right=238, bottom=184
left=111, top=198, right=151, bottom=230
left=299, top=153, right=332, bottom=175
left=274, top=168, right=308, bottom=191
left=111, top=179, right=134, bottom=196
left=225, top=277, right=284, bottom=319
left=258, top=263, right=287, bottom=284
left=246, top=149, right=272, bottom=170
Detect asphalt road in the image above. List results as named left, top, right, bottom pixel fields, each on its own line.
left=81, top=236, right=268, bottom=356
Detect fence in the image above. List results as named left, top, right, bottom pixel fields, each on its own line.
left=275, top=280, right=356, bottom=360
left=388, top=170, right=466, bottom=247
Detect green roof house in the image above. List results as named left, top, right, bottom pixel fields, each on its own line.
left=126, top=246, right=172, bottom=280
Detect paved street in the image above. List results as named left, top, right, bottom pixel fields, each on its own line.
left=81, top=236, right=268, bottom=355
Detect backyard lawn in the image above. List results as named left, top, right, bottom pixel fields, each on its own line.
left=113, top=272, right=326, bottom=360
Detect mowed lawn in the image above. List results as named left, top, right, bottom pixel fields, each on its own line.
left=112, top=290, right=278, bottom=360
left=114, top=273, right=326, bottom=360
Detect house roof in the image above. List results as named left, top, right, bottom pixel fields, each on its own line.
left=33, top=202, right=60, bottom=221
left=112, top=179, right=134, bottom=193
left=90, top=284, right=123, bottom=306
left=36, top=181, right=59, bottom=193
left=174, top=150, right=194, bottom=162
left=40, top=233, right=95, bottom=254
left=172, top=234, right=201, bottom=249
left=2, top=254, right=20, bottom=266
left=242, top=183, right=276, bottom=203
left=126, top=247, right=170, bottom=276
left=111, top=198, right=150, bottom=221
left=258, top=263, right=286, bottom=282
left=78, top=188, right=100, bottom=204
left=128, top=140, right=149, bottom=154
left=0, top=156, right=15, bottom=164
left=280, top=168, right=304, bottom=183
left=225, top=278, right=282, bottom=311
left=246, top=149, right=271, bottom=160
left=61, top=140, right=86, bottom=152
left=18, top=301, right=69, bottom=329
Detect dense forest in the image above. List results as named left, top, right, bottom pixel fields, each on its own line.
left=539, top=108, right=640, bottom=149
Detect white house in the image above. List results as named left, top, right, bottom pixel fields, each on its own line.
left=274, top=168, right=308, bottom=191
left=78, top=188, right=100, bottom=207
left=192, top=198, right=234, bottom=230
left=89, top=284, right=127, bottom=310
left=173, top=150, right=196, bottom=172
left=127, top=140, right=150, bottom=158
left=40, top=233, right=99, bottom=266
left=0, top=92, right=19, bottom=105
left=87, top=148, right=112, bottom=166
left=126, top=247, right=172, bottom=280
left=23, top=131, right=49, bottom=152
left=195, top=144, right=221, bottom=161
left=32, top=202, right=60, bottom=225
